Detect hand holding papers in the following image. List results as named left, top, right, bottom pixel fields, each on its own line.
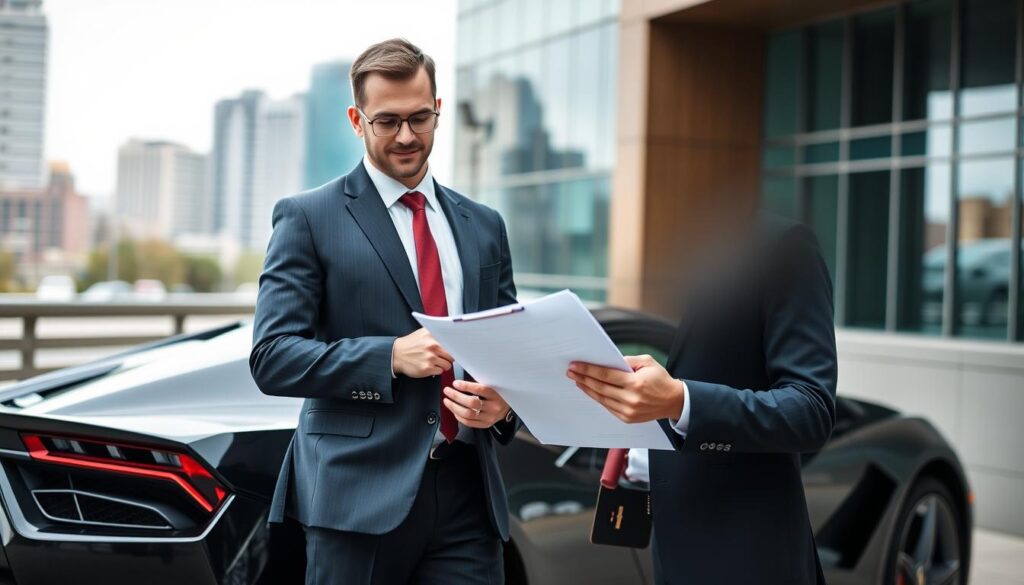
left=413, top=290, right=674, bottom=449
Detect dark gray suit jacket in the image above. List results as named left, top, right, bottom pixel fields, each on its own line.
left=249, top=162, right=520, bottom=540
left=650, top=215, right=837, bottom=584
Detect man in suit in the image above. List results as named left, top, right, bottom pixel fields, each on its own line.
left=569, top=214, right=837, bottom=584
left=249, top=38, right=520, bottom=585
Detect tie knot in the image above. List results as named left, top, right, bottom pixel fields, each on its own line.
left=399, top=191, right=427, bottom=212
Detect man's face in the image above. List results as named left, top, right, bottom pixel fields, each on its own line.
left=348, top=66, right=440, bottom=186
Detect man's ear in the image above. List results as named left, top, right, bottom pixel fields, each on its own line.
left=347, top=105, right=364, bottom=138
left=435, top=97, right=442, bottom=114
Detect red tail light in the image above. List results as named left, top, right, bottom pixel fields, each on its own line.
left=21, top=433, right=227, bottom=513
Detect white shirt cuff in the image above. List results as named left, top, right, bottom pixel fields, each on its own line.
left=670, top=380, right=690, bottom=437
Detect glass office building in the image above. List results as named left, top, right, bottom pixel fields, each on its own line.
left=453, top=0, right=621, bottom=300
left=761, top=0, right=1022, bottom=342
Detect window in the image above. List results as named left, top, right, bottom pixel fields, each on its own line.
left=760, top=0, right=1023, bottom=341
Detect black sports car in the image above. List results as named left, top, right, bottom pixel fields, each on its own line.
left=0, top=308, right=971, bottom=585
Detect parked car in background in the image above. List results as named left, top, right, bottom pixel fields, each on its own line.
left=79, top=281, right=133, bottom=303
left=132, top=279, right=167, bottom=301
left=33, top=276, right=76, bottom=302
left=0, top=309, right=973, bottom=585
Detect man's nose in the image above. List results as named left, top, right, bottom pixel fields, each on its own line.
left=395, top=119, right=417, bottom=144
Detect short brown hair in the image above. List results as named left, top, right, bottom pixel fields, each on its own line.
left=350, top=38, right=436, bottom=107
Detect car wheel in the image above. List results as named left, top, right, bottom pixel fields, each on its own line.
left=887, top=477, right=964, bottom=585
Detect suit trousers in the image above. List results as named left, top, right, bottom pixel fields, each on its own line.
left=302, top=440, right=504, bottom=585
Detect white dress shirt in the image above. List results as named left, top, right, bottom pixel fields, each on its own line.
left=362, top=156, right=474, bottom=445
left=625, top=381, right=691, bottom=483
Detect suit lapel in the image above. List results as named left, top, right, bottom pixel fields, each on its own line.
left=436, top=181, right=481, bottom=313
left=344, top=164, right=424, bottom=314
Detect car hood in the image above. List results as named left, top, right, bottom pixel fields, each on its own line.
left=8, top=325, right=302, bottom=443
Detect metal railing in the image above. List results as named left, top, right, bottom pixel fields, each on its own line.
left=0, top=296, right=255, bottom=382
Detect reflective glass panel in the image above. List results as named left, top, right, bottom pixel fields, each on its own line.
left=960, top=0, right=1019, bottom=116
left=806, top=21, right=844, bottom=132
left=804, top=142, right=840, bottom=164
left=805, top=175, right=840, bottom=283
left=957, top=117, right=1017, bottom=156
left=851, top=9, right=895, bottom=126
left=764, top=30, right=803, bottom=138
left=955, top=158, right=1014, bottom=338
left=846, top=171, right=891, bottom=328
left=901, top=125, right=952, bottom=157
left=850, top=135, right=892, bottom=160
left=903, top=0, right=953, bottom=121
left=762, top=177, right=797, bottom=219
left=897, top=164, right=951, bottom=334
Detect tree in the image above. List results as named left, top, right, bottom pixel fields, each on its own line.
left=183, top=255, right=222, bottom=292
left=0, top=250, right=15, bottom=292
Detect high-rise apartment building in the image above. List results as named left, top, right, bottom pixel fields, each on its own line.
left=305, top=60, right=363, bottom=189
left=0, top=0, right=47, bottom=189
left=114, top=139, right=209, bottom=240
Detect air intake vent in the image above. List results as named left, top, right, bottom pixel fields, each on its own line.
left=32, top=489, right=172, bottom=530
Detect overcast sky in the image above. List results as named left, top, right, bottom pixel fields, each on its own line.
left=43, top=0, right=457, bottom=200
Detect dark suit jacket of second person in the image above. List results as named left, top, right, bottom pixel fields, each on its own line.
left=651, top=214, right=838, bottom=585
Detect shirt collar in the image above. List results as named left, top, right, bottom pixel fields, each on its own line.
left=362, top=155, right=438, bottom=211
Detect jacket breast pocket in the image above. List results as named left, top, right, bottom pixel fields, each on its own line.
left=480, top=261, right=501, bottom=281
left=304, top=409, right=375, bottom=438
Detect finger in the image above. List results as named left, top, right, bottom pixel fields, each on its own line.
left=431, top=356, right=453, bottom=372
left=444, top=397, right=480, bottom=420
left=443, top=387, right=485, bottom=411
left=452, top=412, right=489, bottom=428
left=423, top=335, right=455, bottom=363
left=568, top=362, right=632, bottom=386
left=569, top=371, right=633, bottom=403
left=453, top=380, right=497, bottom=399
left=576, top=382, right=632, bottom=421
left=624, top=355, right=657, bottom=370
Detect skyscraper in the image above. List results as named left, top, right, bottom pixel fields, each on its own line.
left=251, top=94, right=306, bottom=252
left=211, top=90, right=262, bottom=249
left=212, top=90, right=309, bottom=251
left=0, top=0, right=48, bottom=189
left=114, top=139, right=209, bottom=240
left=304, top=60, right=362, bottom=189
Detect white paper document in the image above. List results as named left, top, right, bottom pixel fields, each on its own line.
left=413, top=290, right=674, bottom=449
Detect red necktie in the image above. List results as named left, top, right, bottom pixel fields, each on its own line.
left=399, top=191, right=458, bottom=443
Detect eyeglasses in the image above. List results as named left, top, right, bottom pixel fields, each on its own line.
left=356, top=107, right=439, bottom=137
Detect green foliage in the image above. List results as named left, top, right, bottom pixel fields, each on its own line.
left=183, top=255, right=222, bottom=293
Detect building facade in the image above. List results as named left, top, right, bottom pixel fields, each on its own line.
left=0, top=0, right=47, bottom=189
left=114, top=139, right=209, bottom=240
left=455, top=0, right=1024, bottom=536
left=252, top=94, right=306, bottom=252
left=305, top=60, right=362, bottom=189
left=454, top=0, right=621, bottom=300
left=213, top=90, right=310, bottom=252
left=0, top=161, right=88, bottom=266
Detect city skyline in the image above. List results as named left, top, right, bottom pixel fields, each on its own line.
left=42, top=0, right=458, bottom=200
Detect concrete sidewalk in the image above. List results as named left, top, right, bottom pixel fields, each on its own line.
left=971, top=529, right=1024, bottom=584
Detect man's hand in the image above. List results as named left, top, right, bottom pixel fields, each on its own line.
left=568, top=355, right=684, bottom=424
left=392, top=328, right=454, bottom=379
left=443, top=380, right=511, bottom=428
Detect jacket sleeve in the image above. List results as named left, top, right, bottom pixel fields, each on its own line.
left=676, top=225, right=838, bottom=454
left=490, top=212, right=524, bottom=444
left=249, top=197, right=397, bottom=403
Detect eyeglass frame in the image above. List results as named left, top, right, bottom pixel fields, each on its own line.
left=355, top=106, right=440, bottom=137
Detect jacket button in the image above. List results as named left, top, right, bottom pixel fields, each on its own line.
left=351, top=390, right=358, bottom=398
left=426, top=412, right=438, bottom=425
left=373, top=392, right=381, bottom=400
left=699, top=443, right=708, bottom=451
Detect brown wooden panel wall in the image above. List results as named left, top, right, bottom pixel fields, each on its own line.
left=609, top=14, right=765, bottom=319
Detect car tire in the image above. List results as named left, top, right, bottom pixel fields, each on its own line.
left=885, top=476, right=965, bottom=585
